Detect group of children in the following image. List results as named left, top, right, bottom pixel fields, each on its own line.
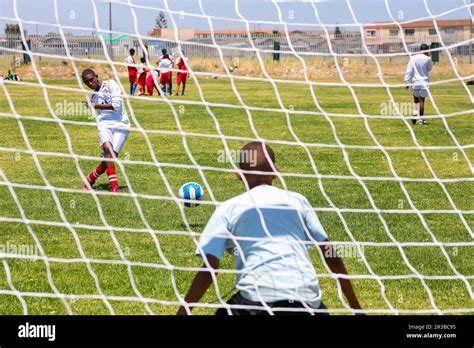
left=82, top=42, right=436, bottom=195
left=126, top=48, right=189, bottom=97
left=81, top=43, right=436, bottom=195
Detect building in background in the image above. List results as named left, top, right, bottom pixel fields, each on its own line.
left=363, top=19, right=472, bottom=54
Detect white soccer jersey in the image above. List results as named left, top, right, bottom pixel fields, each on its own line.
left=197, top=184, right=328, bottom=308
left=157, top=54, right=173, bottom=66
left=158, top=58, right=173, bottom=73
left=90, top=80, right=130, bottom=130
left=404, top=53, right=432, bottom=89
left=126, top=55, right=134, bottom=65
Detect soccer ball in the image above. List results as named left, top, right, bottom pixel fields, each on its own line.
left=178, top=182, right=204, bottom=207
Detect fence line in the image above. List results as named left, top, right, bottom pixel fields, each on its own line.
left=0, top=31, right=471, bottom=66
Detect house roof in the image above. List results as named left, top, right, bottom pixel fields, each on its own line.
left=194, top=29, right=297, bottom=35
left=364, top=19, right=471, bottom=30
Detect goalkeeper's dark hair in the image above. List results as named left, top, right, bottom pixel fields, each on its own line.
left=420, top=43, right=430, bottom=52
left=239, top=141, right=275, bottom=173
left=81, top=68, right=96, bottom=80
left=129, top=48, right=135, bottom=55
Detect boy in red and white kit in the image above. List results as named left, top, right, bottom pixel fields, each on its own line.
left=137, top=57, right=147, bottom=96
left=158, top=53, right=173, bottom=96
left=82, top=69, right=130, bottom=193
left=175, top=50, right=189, bottom=96
left=146, top=69, right=160, bottom=96
left=126, top=48, right=138, bottom=95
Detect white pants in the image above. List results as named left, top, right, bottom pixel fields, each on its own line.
left=98, top=128, right=129, bottom=155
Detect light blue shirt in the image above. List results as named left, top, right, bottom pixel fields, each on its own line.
left=197, top=185, right=328, bottom=308
left=404, top=53, right=432, bottom=89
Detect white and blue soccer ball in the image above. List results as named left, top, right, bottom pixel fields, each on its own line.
left=178, top=182, right=204, bottom=207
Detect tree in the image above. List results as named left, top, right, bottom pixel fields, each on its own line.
left=155, top=11, right=168, bottom=29
left=334, top=24, right=342, bottom=37
left=5, top=24, right=21, bottom=38
left=5, top=24, right=21, bottom=50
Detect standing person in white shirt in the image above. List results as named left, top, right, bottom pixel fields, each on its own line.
left=156, top=48, right=172, bottom=68
left=177, top=142, right=363, bottom=315
left=126, top=48, right=138, bottom=95
left=405, top=43, right=433, bottom=125
left=81, top=69, right=130, bottom=193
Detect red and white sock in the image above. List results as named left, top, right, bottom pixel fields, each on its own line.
left=87, top=164, right=105, bottom=185
left=107, top=167, right=118, bottom=188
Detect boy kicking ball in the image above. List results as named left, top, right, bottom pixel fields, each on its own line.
left=177, top=142, right=362, bottom=315
left=405, top=43, right=432, bottom=125
left=81, top=69, right=130, bottom=193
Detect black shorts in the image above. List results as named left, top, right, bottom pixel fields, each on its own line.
left=215, top=292, right=329, bottom=316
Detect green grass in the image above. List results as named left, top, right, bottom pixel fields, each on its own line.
left=0, top=75, right=473, bottom=315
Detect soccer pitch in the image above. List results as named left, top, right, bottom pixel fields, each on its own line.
left=0, top=75, right=473, bottom=315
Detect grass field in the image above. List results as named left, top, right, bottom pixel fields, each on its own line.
left=0, top=71, right=473, bottom=315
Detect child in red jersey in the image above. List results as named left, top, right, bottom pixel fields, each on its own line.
left=137, top=57, right=147, bottom=96
left=175, top=50, right=189, bottom=96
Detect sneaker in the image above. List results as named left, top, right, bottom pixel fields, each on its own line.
left=109, top=186, right=119, bottom=193
left=411, top=118, right=417, bottom=125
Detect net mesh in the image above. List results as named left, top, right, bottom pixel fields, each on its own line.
left=0, top=0, right=473, bottom=315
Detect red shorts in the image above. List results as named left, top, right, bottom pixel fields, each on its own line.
left=146, top=72, right=160, bottom=95
left=160, top=72, right=171, bottom=84
left=177, top=72, right=188, bottom=85
left=128, top=67, right=137, bottom=84
left=138, top=72, right=147, bottom=87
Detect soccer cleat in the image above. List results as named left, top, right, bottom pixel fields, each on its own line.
left=109, top=185, right=119, bottom=193
left=419, top=120, right=426, bottom=125
left=83, top=182, right=93, bottom=191
left=411, top=118, right=417, bottom=125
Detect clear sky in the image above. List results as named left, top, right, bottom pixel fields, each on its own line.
left=0, top=0, right=472, bottom=36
